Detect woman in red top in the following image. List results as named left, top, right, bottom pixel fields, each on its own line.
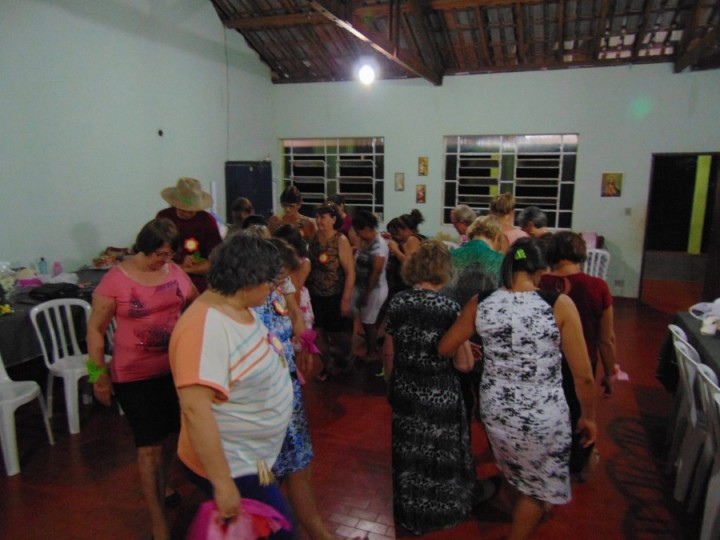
left=540, top=231, right=617, bottom=478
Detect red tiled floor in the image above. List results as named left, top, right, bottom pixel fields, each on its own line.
left=0, top=299, right=699, bottom=539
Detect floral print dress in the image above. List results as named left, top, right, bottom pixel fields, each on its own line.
left=385, top=288, right=475, bottom=535
left=475, top=289, right=571, bottom=504
left=253, top=288, right=313, bottom=478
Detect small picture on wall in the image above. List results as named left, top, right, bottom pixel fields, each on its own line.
left=601, top=172, right=622, bottom=197
left=394, top=172, right=405, bottom=191
left=418, top=156, right=428, bottom=176
left=416, top=184, right=426, bottom=204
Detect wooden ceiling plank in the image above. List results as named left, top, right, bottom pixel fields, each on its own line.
left=631, top=0, right=661, bottom=60
left=591, top=0, right=610, bottom=61
left=309, top=0, right=444, bottom=85
left=675, top=25, right=720, bottom=72
left=224, top=11, right=327, bottom=29
left=514, top=2, right=527, bottom=65
left=406, top=0, right=446, bottom=73
left=474, top=6, right=494, bottom=68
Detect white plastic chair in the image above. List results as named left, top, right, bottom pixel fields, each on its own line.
left=665, top=324, right=690, bottom=450
left=700, top=390, right=720, bottom=540
left=581, top=248, right=610, bottom=280
left=29, top=299, right=92, bottom=434
left=672, top=342, right=716, bottom=504
left=0, top=352, right=54, bottom=476
left=688, top=367, right=720, bottom=515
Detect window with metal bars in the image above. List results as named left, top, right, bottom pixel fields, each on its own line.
left=443, top=134, right=578, bottom=228
left=282, top=137, right=384, bottom=218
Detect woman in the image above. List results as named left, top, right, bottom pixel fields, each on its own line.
left=156, top=177, right=222, bottom=292
left=268, top=185, right=316, bottom=239
left=87, top=218, right=198, bottom=540
left=352, top=209, right=388, bottom=363
left=450, top=215, right=505, bottom=282
left=540, top=231, right=617, bottom=476
left=326, top=194, right=359, bottom=248
left=489, top=192, right=528, bottom=253
left=253, top=238, right=332, bottom=540
left=274, top=224, right=314, bottom=332
left=450, top=204, right=477, bottom=246
left=382, top=240, right=476, bottom=535
left=169, top=235, right=295, bottom=538
left=386, top=209, right=425, bottom=264
left=439, top=238, right=597, bottom=540
left=306, top=204, right=355, bottom=377
left=226, top=196, right=255, bottom=236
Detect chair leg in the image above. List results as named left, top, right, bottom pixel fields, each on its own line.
left=0, top=409, right=21, bottom=476
left=46, top=372, right=55, bottom=419
left=37, top=394, right=54, bottom=446
left=673, top=428, right=704, bottom=503
left=63, top=376, right=81, bottom=435
left=700, top=461, right=720, bottom=540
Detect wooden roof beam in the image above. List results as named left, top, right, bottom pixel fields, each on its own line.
left=309, top=0, right=444, bottom=85
left=675, top=26, right=720, bottom=72
left=224, top=11, right=327, bottom=30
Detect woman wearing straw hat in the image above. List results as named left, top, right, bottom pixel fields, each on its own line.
left=157, top=177, right=222, bottom=293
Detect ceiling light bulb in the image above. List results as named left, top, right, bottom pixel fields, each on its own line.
left=358, top=64, right=375, bottom=85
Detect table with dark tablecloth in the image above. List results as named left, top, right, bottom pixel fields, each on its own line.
left=0, top=269, right=106, bottom=368
left=656, top=311, right=720, bottom=392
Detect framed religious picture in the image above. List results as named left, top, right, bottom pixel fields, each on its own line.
left=418, top=156, right=428, bottom=176
left=394, top=172, right=405, bottom=191
left=416, top=184, right=426, bottom=204
left=601, top=173, right=622, bottom=197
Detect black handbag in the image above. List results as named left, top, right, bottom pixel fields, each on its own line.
left=28, top=282, right=81, bottom=301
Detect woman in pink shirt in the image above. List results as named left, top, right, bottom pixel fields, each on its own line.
left=87, top=218, right=197, bottom=540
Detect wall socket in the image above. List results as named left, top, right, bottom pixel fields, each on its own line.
left=614, top=279, right=624, bottom=287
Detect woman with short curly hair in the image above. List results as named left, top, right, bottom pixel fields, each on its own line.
left=383, top=240, right=477, bottom=535
left=170, top=234, right=296, bottom=538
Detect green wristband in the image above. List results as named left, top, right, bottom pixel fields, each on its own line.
left=86, top=359, right=108, bottom=383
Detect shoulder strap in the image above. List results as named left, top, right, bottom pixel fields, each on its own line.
left=536, top=289, right=561, bottom=307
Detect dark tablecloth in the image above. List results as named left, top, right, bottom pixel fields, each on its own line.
left=656, top=311, right=720, bottom=392
left=0, top=269, right=106, bottom=368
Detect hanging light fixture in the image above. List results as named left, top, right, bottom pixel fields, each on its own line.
left=358, top=64, right=376, bottom=85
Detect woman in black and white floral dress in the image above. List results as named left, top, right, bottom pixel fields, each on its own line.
left=382, top=240, right=476, bottom=535
left=440, top=238, right=597, bottom=540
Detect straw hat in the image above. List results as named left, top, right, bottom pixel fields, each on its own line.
left=161, top=177, right=213, bottom=211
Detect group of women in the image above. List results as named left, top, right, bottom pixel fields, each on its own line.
left=86, top=181, right=341, bottom=540
left=84, top=180, right=618, bottom=540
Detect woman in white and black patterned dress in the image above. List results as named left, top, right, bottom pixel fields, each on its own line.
left=382, top=240, right=476, bottom=535
left=440, top=238, right=597, bottom=540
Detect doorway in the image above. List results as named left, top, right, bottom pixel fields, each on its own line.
left=640, top=154, right=720, bottom=313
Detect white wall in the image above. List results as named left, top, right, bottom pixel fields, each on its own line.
left=0, top=0, right=275, bottom=271
left=271, top=65, right=720, bottom=296
left=2, top=1, right=719, bottom=298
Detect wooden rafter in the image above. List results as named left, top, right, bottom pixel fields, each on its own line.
left=675, top=26, right=720, bottom=72
left=309, top=0, right=444, bottom=85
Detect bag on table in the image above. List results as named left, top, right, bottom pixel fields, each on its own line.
left=29, top=283, right=81, bottom=301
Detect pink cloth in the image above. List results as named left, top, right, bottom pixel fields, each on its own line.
left=94, top=263, right=194, bottom=382
left=504, top=227, right=529, bottom=247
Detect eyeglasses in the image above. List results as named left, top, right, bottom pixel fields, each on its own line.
left=152, top=250, right=174, bottom=259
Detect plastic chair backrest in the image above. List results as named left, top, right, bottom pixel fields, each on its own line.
left=29, top=299, right=91, bottom=370
left=668, top=324, right=688, bottom=347
left=697, top=366, right=720, bottom=439
left=582, top=249, right=610, bottom=280
left=0, top=352, right=11, bottom=384
left=675, top=341, right=703, bottom=425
